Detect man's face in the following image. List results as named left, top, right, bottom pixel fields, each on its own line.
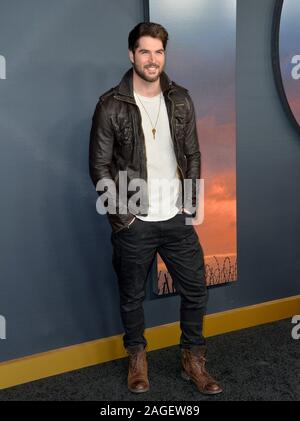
left=129, top=36, right=166, bottom=83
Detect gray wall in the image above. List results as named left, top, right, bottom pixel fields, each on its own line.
left=0, top=0, right=299, bottom=363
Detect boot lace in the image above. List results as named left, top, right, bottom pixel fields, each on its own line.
left=130, top=352, right=145, bottom=374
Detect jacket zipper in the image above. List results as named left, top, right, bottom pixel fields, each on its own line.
left=133, top=107, right=150, bottom=207
left=114, top=94, right=150, bottom=214
left=113, top=94, right=148, bottom=182
left=114, top=172, right=119, bottom=184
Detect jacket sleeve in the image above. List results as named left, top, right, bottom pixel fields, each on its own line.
left=89, top=100, right=114, bottom=189
left=89, top=100, right=134, bottom=230
left=184, top=94, right=201, bottom=216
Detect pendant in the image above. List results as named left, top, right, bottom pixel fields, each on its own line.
left=152, top=128, right=156, bottom=139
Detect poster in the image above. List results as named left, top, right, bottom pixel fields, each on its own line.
left=149, top=0, right=237, bottom=293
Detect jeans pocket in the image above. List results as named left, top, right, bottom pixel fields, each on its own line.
left=127, top=216, right=137, bottom=229
left=116, top=216, right=139, bottom=235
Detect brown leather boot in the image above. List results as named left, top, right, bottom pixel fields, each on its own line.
left=181, top=347, right=222, bottom=395
left=127, top=345, right=149, bottom=394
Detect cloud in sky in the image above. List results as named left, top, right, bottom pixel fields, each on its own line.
left=195, top=169, right=237, bottom=255
left=197, top=116, right=236, bottom=176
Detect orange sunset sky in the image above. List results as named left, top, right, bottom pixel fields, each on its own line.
left=195, top=116, right=236, bottom=256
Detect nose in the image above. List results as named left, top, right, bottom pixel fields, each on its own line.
left=148, top=52, right=157, bottom=63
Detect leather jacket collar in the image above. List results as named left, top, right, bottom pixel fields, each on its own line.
left=116, top=68, right=173, bottom=100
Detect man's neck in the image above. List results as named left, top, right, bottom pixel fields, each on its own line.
left=133, top=70, right=161, bottom=98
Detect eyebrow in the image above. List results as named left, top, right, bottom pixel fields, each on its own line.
left=138, top=48, right=165, bottom=53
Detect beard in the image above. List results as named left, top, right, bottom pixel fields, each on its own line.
left=132, top=61, right=164, bottom=83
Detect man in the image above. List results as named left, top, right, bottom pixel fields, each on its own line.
left=89, top=22, right=222, bottom=395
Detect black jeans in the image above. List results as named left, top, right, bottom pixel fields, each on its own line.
left=111, top=212, right=207, bottom=350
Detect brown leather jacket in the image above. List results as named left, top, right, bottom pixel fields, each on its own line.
left=89, top=68, right=201, bottom=232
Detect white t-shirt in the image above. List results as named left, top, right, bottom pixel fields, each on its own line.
left=133, top=90, right=181, bottom=221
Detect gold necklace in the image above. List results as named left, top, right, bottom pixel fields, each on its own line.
left=135, top=92, right=162, bottom=139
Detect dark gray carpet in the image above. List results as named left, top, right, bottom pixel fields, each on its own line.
left=0, top=319, right=299, bottom=401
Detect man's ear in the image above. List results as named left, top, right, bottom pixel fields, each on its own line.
left=128, top=49, right=134, bottom=64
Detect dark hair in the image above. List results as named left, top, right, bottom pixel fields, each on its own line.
left=128, top=22, right=169, bottom=53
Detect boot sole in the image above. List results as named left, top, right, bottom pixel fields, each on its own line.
left=128, top=386, right=150, bottom=394
left=181, top=370, right=223, bottom=395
